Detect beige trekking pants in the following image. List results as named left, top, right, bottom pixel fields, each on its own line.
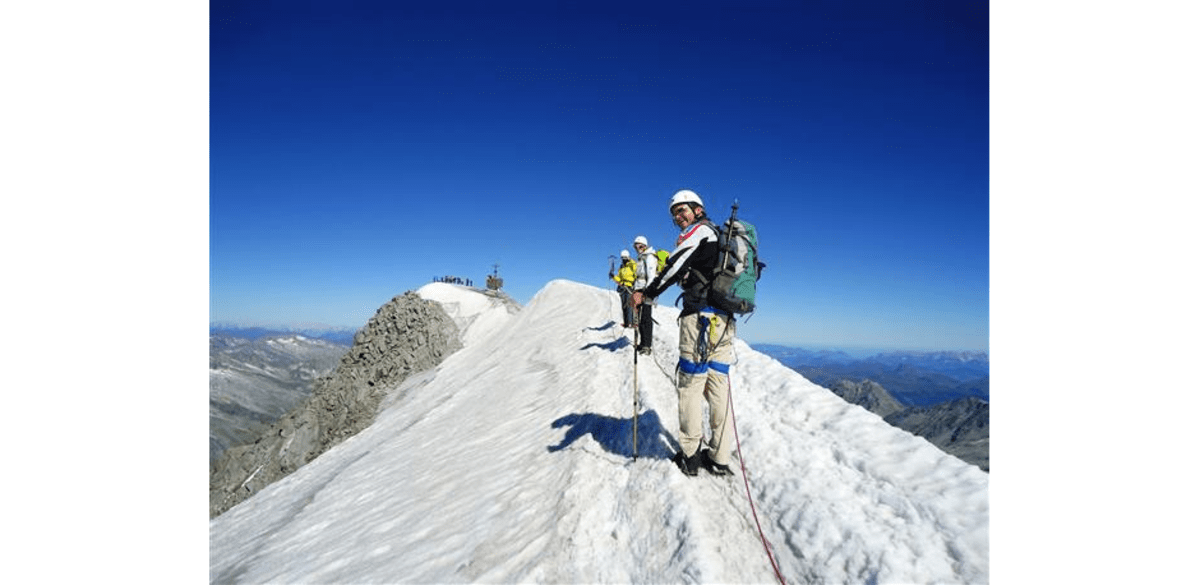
left=676, top=311, right=736, bottom=466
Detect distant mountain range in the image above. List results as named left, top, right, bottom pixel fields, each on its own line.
left=753, top=345, right=988, bottom=406
left=212, top=333, right=991, bottom=473
left=209, top=333, right=348, bottom=462
left=752, top=345, right=859, bottom=367
left=210, top=324, right=358, bottom=346
left=753, top=345, right=989, bottom=471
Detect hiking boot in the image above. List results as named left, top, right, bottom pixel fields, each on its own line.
left=672, top=450, right=701, bottom=476
left=701, top=449, right=735, bottom=476
left=638, top=346, right=652, bottom=355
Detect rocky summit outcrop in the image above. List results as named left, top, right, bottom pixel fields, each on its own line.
left=209, top=292, right=462, bottom=518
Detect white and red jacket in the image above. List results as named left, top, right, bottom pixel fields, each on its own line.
left=642, top=220, right=720, bottom=315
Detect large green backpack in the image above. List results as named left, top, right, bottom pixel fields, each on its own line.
left=708, top=202, right=764, bottom=315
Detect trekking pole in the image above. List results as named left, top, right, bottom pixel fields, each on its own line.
left=631, top=298, right=639, bottom=461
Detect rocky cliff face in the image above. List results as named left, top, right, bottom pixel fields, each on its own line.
left=209, top=292, right=462, bottom=518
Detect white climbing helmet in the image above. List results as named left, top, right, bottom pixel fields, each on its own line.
left=669, top=189, right=704, bottom=212
left=633, top=235, right=648, bottom=247
left=620, top=249, right=630, bottom=258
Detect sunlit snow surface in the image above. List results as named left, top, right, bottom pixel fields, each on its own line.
left=210, top=280, right=988, bottom=584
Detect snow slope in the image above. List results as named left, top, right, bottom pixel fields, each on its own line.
left=209, top=280, right=988, bottom=584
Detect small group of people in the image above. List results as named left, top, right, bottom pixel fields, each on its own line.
left=609, top=189, right=739, bottom=478
left=609, top=237, right=658, bottom=355
left=433, top=275, right=473, bottom=287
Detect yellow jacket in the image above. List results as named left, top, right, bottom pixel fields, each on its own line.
left=612, top=259, right=636, bottom=287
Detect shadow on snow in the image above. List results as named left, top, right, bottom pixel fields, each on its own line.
left=580, top=321, right=632, bottom=352
left=547, top=409, right=679, bottom=460
left=580, top=337, right=631, bottom=352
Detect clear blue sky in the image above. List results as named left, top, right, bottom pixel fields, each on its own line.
left=210, top=0, right=989, bottom=352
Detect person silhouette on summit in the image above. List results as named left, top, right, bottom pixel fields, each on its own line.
left=633, top=189, right=736, bottom=477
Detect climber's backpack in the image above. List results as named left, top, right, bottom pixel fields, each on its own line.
left=708, top=202, right=765, bottom=315
left=655, top=249, right=669, bottom=273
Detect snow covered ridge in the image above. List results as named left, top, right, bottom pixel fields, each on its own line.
left=210, top=279, right=988, bottom=584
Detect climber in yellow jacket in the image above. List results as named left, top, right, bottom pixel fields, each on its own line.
left=610, top=250, right=637, bottom=327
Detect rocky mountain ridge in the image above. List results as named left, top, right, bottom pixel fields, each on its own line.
left=826, top=379, right=907, bottom=419
left=209, top=291, right=463, bottom=518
